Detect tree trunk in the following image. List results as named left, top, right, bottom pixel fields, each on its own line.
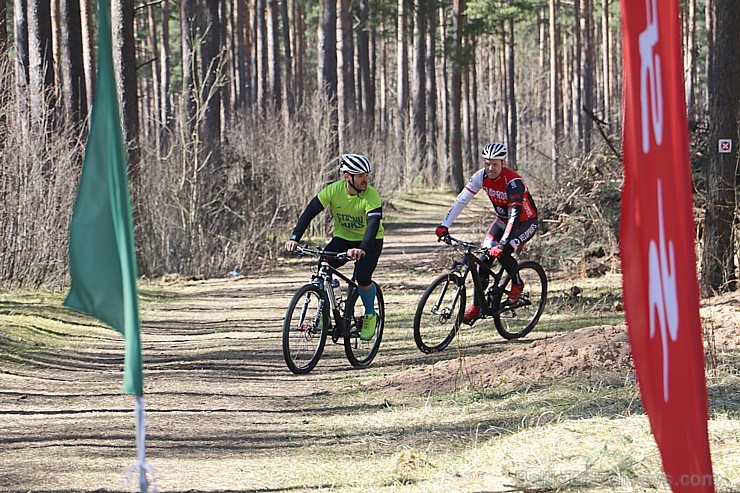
left=685, top=0, right=697, bottom=121
left=396, top=0, right=409, bottom=142
left=411, top=0, right=426, bottom=160
left=60, top=0, right=87, bottom=124
left=470, top=38, right=479, bottom=168
left=0, top=1, right=6, bottom=54
left=580, top=0, right=593, bottom=153
left=538, top=7, right=546, bottom=123
left=505, top=17, right=517, bottom=169
left=337, top=0, right=352, bottom=151
left=572, top=0, right=581, bottom=148
left=425, top=4, right=438, bottom=179
left=499, top=31, right=508, bottom=153
left=255, top=0, right=268, bottom=113
left=266, top=0, right=281, bottom=112
left=233, top=0, right=247, bottom=108
left=318, top=0, right=337, bottom=102
left=181, top=0, right=197, bottom=130
left=357, top=0, right=373, bottom=128
left=80, top=0, right=95, bottom=116
left=462, top=63, right=472, bottom=173
left=439, top=3, right=449, bottom=158
left=111, top=0, right=139, bottom=179
left=27, top=0, right=55, bottom=123
left=146, top=2, right=160, bottom=148
left=704, top=0, right=713, bottom=111
left=279, top=0, right=294, bottom=123
left=160, top=0, right=171, bottom=141
left=292, top=0, right=306, bottom=108
left=701, top=0, right=739, bottom=295
left=549, top=0, right=560, bottom=181
left=0, top=1, right=6, bottom=149
left=14, top=0, right=30, bottom=93
left=201, top=0, right=221, bottom=166
left=379, top=20, right=388, bottom=133
left=600, top=0, right=610, bottom=125
left=51, top=0, right=62, bottom=97
left=563, top=43, right=571, bottom=139
left=318, top=0, right=338, bottom=159
left=449, top=0, right=465, bottom=190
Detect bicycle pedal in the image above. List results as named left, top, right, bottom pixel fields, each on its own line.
left=331, top=327, right=343, bottom=342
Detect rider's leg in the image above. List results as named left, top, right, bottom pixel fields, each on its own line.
left=358, top=283, right=376, bottom=314
left=501, top=218, right=539, bottom=302
left=354, top=239, right=383, bottom=310
left=354, top=239, right=383, bottom=339
left=498, top=245, right=521, bottom=284
left=473, top=219, right=506, bottom=307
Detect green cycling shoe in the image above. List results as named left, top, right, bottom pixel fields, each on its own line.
left=360, top=313, right=377, bottom=340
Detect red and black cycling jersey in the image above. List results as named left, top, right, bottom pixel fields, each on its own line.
left=442, top=167, right=537, bottom=227
left=466, top=167, right=537, bottom=222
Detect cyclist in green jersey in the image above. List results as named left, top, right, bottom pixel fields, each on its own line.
left=285, top=154, right=384, bottom=340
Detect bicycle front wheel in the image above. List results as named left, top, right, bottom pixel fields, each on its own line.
left=413, top=273, right=465, bottom=354
left=494, top=261, right=547, bottom=340
left=344, top=282, right=384, bottom=368
left=282, top=284, right=330, bottom=374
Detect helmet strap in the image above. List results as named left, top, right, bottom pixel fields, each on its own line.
left=346, top=175, right=361, bottom=195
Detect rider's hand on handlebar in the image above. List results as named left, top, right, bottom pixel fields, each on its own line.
left=346, top=248, right=366, bottom=261
left=489, top=245, right=503, bottom=258
left=285, top=240, right=298, bottom=252
left=435, top=225, right=449, bottom=240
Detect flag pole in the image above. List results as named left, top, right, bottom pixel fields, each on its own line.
left=136, top=396, right=149, bottom=491
left=132, top=395, right=159, bottom=491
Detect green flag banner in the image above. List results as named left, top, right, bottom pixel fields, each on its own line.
left=64, top=0, right=143, bottom=396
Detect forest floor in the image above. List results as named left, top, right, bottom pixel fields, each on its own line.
left=0, top=191, right=738, bottom=492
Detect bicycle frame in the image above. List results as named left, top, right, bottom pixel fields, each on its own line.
left=284, top=245, right=386, bottom=373
left=306, top=252, right=359, bottom=338
left=444, top=237, right=506, bottom=317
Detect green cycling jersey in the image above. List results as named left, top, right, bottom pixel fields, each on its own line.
left=317, top=180, right=384, bottom=242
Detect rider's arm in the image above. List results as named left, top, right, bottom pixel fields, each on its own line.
left=290, top=196, right=325, bottom=242
left=359, top=207, right=382, bottom=252
left=440, top=170, right=484, bottom=228
left=499, top=178, right=525, bottom=245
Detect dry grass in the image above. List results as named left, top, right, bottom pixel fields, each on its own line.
left=1, top=192, right=738, bottom=493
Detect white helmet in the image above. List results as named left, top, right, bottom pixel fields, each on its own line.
left=339, top=154, right=373, bottom=174
left=481, top=142, right=507, bottom=160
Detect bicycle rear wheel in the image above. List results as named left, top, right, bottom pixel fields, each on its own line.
left=344, top=282, right=384, bottom=368
left=282, top=284, right=330, bottom=374
left=494, top=261, right=547, bottom=340
left=413, top=273, right=465, bottom=354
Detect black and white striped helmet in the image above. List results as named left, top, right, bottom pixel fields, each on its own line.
left=481, top=142, right=507, bottom=160
left=339, top=154, right=373, bottom=174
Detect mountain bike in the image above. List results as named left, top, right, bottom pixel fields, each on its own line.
left=413, top=234, right=547, bottom=354
left=282, top=246, right=385, bottom=374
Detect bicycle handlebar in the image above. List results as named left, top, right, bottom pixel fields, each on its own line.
left=294, top=245, right=350, bottom=260
left=440, top=234, right=488, bottom=254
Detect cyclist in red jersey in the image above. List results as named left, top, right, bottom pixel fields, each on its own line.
left=435, top=142, right=538, bottom=324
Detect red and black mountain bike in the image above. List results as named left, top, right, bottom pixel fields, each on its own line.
left=413, top=234, right=547, bottom=354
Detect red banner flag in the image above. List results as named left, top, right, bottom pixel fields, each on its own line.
left=619, top=0, right=714, bottom=491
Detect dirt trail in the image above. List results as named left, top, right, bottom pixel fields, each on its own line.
left=0, top=192, right=458, bottom=491
left=1, top=191, right=737, bottom=492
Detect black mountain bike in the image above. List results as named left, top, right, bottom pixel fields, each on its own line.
left=413, top=234, right=547, bottom=354
left=282, top=246, right=385, bottom=374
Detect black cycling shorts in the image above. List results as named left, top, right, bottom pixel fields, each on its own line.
left=323, top=237, right=383, bottom=287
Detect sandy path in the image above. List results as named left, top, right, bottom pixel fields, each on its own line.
left=0, top=191, right=463, bottom=491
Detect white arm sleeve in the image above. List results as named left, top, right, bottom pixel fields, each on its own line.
left=440, top=170, right=484, bottom=228
left=441, top=189, right=475, bottom=228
